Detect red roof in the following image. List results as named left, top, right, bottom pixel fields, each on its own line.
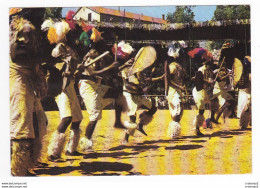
left=87, top=7, right=166, bottom=24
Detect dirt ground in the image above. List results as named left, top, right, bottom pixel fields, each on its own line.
left=33, top=109, right=252, bottom=176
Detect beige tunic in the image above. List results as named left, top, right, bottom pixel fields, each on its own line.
left=10, top=61, right=47, bottom=139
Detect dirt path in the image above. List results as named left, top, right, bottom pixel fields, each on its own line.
left=33, top=110, right=251, bottom=176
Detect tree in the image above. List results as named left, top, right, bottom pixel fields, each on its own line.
left=44, top=8, right=62, bottom=19
left=206, top=40, right=225, bottom=51
left=166, top=6, right=196, bottom=23
left=212, top=5, right=250, bottom=21
left=210, top=5, right=250, bottom=50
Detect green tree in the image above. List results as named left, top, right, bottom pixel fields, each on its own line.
left=206, top=40, right=225, bottom=51
left=166, top=6, right=196, bottom=23
left=44, top=8, right=62, bottom=19
left=213, top=5, right=250, bottom=20
left=210, top=5, right=250, bottom=50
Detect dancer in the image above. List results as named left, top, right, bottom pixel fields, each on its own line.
left=44, top=20, right=83, bottom=160
left=76, top=48, right=120, bottom=151
left=189, top=48, right=219, bottom=136
left=212, top=66, right=235, bottom=123
left=165, top=42, right=186, bottom=138
left=76, top=38, right=134, bottom=151
left=121, top=46, right=164, bottom=143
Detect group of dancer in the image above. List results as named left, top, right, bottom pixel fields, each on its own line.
left=9, top=9, right=251, bottom=176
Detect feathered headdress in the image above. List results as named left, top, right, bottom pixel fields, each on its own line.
left=45, top=20, right=70, bottom=44
left=188, top=48, right=213, bottom=62
left=112, top=41, right=133, bottom=60
left=9, top=8, right=22, bottom=16
left=167, top=41, right=182, bottom=58
left=47, top=27, right=58, bottom=44
left=81, top=21, right=94, bottom=33
left=90, top=28, right=102, bottom=43
left=41, top=18, right=54, bottom=31
left=79, top=31, right=90, bottom=47
left=65, top=10, right=76, bottom=30
left=10, top=8, right=45, bottom=30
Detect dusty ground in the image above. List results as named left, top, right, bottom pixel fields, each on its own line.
left=33, top=109, right=252, bottom=176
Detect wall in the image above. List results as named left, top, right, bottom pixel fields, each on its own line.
left=74, top=7, right=100, bottom=22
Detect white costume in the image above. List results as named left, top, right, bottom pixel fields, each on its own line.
left=237, top=58, right=251, bottom=129
left=79, top=79, right=114, bottom=122
left=192, top=64, right=218, bottom=132
left=47, top=42, right=83, bottom=158
left=192, top=65, right=214, bottom=110
left=166, top=62, right=184, bottom=138
left=77, top=49, right=117, bottom=150
left=121, top=67, right=153, bottom=136
left=55, top=80, right=83, bottom=121
left=213, top=79, right=234, bottom=107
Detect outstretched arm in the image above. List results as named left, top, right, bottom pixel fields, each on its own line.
left=218, top=73, right=232, bottom=81
left=118, top=58, right=134, bottom=71
left=150, top=74, right=165, bottom=82
left=91, top=62, right=119, bottom=75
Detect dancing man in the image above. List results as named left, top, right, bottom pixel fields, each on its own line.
left=189, top=48, right=219, bottom=136
left=212, top=66, right=235, bottom=123
left=76, top=47, right=120, bottom=151
left=165, top=42, right=186, bottom=138
left=121, top=46, right=164, bottom=143
left=45, top=20, right=83, bottom=160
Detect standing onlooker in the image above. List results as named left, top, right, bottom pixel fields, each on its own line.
left=10, top=11, right=47, bottom=176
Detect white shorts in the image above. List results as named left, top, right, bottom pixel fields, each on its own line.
left=213, top=88, right=234, bottom=107
left=79, top=80, right=115, bottom=121
left=192, top=87, right=211, bottom=110
left=167, top=87, right=183, bottom=118
left=55, top=80, right=83, bottom=122
left=123, top=91, right=152, bottom=117
left=237, top=88, right=251, bottom=118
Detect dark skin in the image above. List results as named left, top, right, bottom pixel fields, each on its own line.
left=118, top=58, right=134, bottom=71
left=77, top=54, right=121, bottom=77
left=10, top=26, right=39, bottom=66
left=217, top=70, right=233, bottom=82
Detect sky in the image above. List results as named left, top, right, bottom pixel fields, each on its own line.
left=62, top=5, right=216, bottom=22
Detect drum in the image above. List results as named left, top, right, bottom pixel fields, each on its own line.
left=232, top=58, right=243, bottom=87
left=164, top=60, right=170, bottom=95
left=128, top=46, right=157, bottom=76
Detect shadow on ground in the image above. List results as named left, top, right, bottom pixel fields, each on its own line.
left=82, top=151, right=139, bottom=159
left=109, top=145, right=160, bottom=151
left=165, top=144, right=203, bottom=150
left=209, top=130, right=246, bottom=137
left=34, top=161, right=135, bottom=176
